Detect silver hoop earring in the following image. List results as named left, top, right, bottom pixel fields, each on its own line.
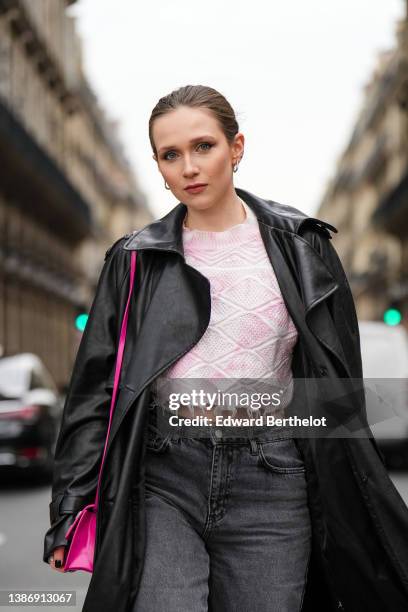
left=164, top=180, right=170, bottom=190
left=233, top=162, right=239, bottom=173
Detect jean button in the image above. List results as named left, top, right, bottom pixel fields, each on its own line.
left=215, top=429, right=223, bottom=439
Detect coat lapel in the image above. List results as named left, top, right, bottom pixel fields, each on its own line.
left=292, top=233, right=350, bottom=376
left=106, top=257, right=211, bottom=454
left=257, top=222, right=350, bottom=377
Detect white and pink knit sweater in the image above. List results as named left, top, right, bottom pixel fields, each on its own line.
left=153, top=198, right=298, bottom=412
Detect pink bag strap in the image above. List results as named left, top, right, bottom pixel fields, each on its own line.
left=94, top=249, right=137, bottom=508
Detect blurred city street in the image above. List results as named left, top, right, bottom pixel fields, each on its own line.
left=1, top=475, right=90, bottom=611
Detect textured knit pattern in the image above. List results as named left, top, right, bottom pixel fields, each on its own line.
left=153, top=198, right=299, bottom=411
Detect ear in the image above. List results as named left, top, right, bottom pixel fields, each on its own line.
left=231, top=132, right=245, bottom=162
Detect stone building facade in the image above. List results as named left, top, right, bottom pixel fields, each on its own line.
left=0, top=0, right=153, bottom=387
left=317, top=2, right=408, bottom=327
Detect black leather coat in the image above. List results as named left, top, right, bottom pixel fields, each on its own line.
left=43, top=187, right=408, bottom=611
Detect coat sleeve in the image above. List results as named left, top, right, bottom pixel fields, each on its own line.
left=43, top=238, right=131, bottom=563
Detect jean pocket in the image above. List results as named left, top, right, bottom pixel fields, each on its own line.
left=145, top=433, right=170, bottom=454
left=257, top=438, right=306, bottom=475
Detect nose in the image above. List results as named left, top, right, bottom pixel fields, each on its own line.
left=182, top=155, right=199, bottom=177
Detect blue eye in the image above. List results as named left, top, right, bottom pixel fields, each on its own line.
left=198, top=142, right=213, bottom=151
left=163, top=142, right=213, bottom=161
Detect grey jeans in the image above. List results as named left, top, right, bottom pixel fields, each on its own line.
left=133, top=417, right=312, bottom=612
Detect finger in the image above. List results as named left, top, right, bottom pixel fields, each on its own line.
left=49, top=553, right=65, bottom=572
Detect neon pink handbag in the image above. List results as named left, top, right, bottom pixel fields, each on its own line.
left=63, top=250, right=137, bottom=572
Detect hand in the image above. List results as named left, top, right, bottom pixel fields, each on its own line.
left=48, top=546, right=67, bottom=573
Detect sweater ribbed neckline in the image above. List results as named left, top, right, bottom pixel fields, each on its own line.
left=182, top=198, right=258, bottom=249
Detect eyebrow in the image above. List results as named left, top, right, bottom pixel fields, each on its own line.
left=158, top=135, right=215, bottom=154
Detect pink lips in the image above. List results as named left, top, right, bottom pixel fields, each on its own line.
left=185, top=184, right=207, bottom=194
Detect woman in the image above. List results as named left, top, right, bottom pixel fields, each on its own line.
left=44, top=85, right=408, bottom=612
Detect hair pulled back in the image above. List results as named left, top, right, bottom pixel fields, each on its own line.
left=148, top=85, right=240, bottom=158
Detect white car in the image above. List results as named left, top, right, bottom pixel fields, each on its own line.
left=358, top=321, right=408, bottom=469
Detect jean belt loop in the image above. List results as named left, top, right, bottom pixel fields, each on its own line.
left=161, top=430, right=172, bottom=446
left=249, top=439, right=258, bottom=455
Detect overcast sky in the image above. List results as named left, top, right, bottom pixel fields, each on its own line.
left=71, top=0, right=405, bottom=219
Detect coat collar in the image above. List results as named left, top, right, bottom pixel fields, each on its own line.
left=123, top=187, right=338, bottom=258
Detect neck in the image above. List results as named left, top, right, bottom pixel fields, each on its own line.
left=183, top=189, right=246, bottom=232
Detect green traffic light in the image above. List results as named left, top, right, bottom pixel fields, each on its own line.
left=75, top=313, right=89, bottom=332
left=383, top=308, right=402, bottom=326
